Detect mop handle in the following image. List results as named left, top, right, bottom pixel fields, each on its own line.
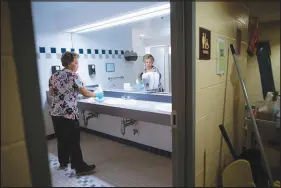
left=229, top=44, right=274, bottom=186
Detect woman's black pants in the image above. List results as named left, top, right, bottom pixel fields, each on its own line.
left=51, top=116, right=84, bottom=168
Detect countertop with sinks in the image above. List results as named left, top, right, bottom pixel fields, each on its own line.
left=46, top=90, right=172, bottom=126
left=78, top=97, right=172, bottom=126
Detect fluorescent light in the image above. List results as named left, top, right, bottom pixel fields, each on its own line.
left=140, top=34, right=145, bottom=37
left=65, top=3, right=170, bottom=33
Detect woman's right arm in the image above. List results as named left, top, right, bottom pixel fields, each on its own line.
left=73, top=73, right=96, bottom=97
left=78, top=87, right=96, bottom=97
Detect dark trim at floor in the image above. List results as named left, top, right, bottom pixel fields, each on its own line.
left=80, top=127, right=172, bottom=158
left=46, top=134, right=56, bottom=140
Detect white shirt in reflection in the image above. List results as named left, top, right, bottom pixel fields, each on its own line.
left=140, top=66, right=164, bottom=92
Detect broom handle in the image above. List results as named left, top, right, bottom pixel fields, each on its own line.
left=230, top=44, right=274, bottom=186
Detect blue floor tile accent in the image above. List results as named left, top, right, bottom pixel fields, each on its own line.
left=48, top=153, right=113, bottom=187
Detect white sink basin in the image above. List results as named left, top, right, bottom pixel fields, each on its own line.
left=104, top=98, right=137, bottom=105
left=155, top=103, right=172, bottom=113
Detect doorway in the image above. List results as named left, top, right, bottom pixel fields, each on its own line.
left=7, top=1, right=195, bottom=187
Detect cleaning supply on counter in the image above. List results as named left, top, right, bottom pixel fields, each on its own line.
left=95, top=85, right=104, bottom=102
left=140, top=83, right=145, bottom=91
left=123, top=83, right=132, bottom=91
left=135, top=79, right=140, bottom=91
left=134, top=79, right=145, bottom=91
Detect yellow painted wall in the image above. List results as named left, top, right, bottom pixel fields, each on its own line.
left=195, top=2, right=249, bottom=186
left=1, top=2, right=32, bottom=187
left=246, top=21, right=280, bottom=103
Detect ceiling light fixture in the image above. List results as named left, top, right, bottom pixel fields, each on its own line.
left=65, top=3, right=170, bottom=33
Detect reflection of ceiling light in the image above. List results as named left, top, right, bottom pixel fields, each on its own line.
left=140, top=34, right=145, bottom=37
left=65, top=3, right=170, bottom=33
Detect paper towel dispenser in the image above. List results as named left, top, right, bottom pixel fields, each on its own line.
left=51, top=66, right=60, bottom=74
left=124, top=51, right=138, bottom=61
left=88, top=64, right=96, bottom=75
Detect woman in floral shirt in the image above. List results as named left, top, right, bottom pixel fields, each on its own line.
left=49, top=51, right=102, bottom=175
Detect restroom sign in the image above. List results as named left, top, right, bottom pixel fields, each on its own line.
left=199, top=27, right=211, bottom=60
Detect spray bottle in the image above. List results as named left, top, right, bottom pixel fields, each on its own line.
left=95, top=85, right=104, bottom=102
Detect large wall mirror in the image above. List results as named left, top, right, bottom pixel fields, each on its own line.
left=70, top=2, right=171, bottom=94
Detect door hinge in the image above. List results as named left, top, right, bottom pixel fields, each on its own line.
left=171, top=110, right=177, bottom=129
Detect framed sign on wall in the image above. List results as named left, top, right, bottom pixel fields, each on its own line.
left=199, top=27, right=211, bottom=60
left=216, top=39, right=226, bottom=75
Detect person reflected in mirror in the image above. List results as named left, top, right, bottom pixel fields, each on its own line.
left=48, top=51, right=103, bottom=175
left=139, top=54, right=164, bottom=92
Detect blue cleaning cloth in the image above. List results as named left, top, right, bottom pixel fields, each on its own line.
left=96, top=92, right=104, bottom=99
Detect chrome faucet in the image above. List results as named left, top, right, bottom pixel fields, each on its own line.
left=109, top=83, right=115, bottom=89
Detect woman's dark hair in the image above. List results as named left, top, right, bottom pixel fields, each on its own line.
left=61, top=51, right=78, bottom=68
left=143, top=54, right=154, bottom=62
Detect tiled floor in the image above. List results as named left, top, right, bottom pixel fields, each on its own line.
left=48, top=132, right=172, bottom=187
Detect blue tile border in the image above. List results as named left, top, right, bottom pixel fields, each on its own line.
left=37, top=47, right=128, bottom=56
left=50, top=47, right=56, bottom=53
left=39, top=47, right=46, bottom=53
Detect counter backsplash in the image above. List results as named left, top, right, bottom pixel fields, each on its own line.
left=46, top=89, right=171, bottom=104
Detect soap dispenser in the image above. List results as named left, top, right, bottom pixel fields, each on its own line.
left=135, top=79, right=143, bottom=91
left=51, top=66, right=60, bottom=74
left=88, top=64, right=96, bottom=76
